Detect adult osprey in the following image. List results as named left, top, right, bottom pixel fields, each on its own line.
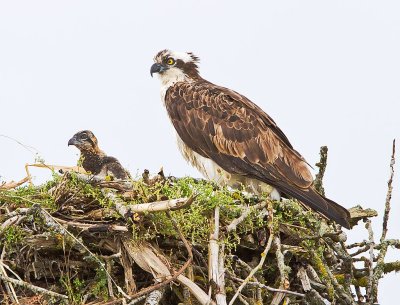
left=150, top=50, right=350, bottom=229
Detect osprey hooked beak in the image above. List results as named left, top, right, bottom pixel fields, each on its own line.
left=150, top=63, right=168, bottom=77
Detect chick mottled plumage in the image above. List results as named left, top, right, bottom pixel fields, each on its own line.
left=68, top=130, right=129, bottom=180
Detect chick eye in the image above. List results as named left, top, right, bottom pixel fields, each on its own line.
left=166, top=58, right=175, bottom=65
left=81, top=134, right=88, bottom=140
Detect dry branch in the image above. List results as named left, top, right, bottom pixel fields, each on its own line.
left=0, top=273, right=68, bottom=300
left=109, top=192, right=195, bottom=216
left=0, top=176, right=29, bottom=190
left=0, top=249, right=18, bottom=304
left=229, top=275, right=305, bottom=297
left=271, top=235, right=289, bottom=305
left=314, top=146, right=328, bottom=196
left=370, top=139, right=396, bottom=304
left=209, top=206, right=227, bottom=305
left=228, top=203, right=275, bottom=305
left=225, top=201, right=267, bottom=232
left=380, top=139, right=395, bottom=243
left=144, top=289, right=164, bottom=305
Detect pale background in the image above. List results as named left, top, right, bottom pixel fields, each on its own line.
left=0, top=1, right=399, bottom=303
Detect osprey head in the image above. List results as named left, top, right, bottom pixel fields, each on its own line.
left=150, top=49, right=200, bottom=81
left=68, top=130, right=99, bottom=152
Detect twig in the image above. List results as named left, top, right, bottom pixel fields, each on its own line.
left=325, top=236, right=354, bottom=294
left=0, top=176, right=29, bottom=190
left=354, top=285, right=364, bottom=303
left=73, top=172, right=133, bottom=191
left=128, top=295, right=146, bottom=305
left=0, top=246, right=19, bottom=304
left=209, top=206, right=227, bottom=305
left=144, top=289, right=164, bottom=305
left=109, top=191, right=195, bottom=216
left=365, top=219, right=375, bottom=302
left=119, top=243, right=137, bottom=294
left=228, top=230, right=274, bottom=305
left=380, top=139, right=395, bottom=243
left=229, top=276, right=305, bottom=297
left=55, top=217, right=128, bottom=232
left=371, top=140, right=396, bottom=303
left=271, top=235, right=289, bottom=305
left=0, top=273, right=68, bottom=300
left=229, top=202, right=276, bottom=305
left=217, top=231, right=227, bottom=305
left=227, top=255, right=253, bottom=274
left=0, top=134, right=39, bottom=154
left=28, top=203, right=131, bottom=300
left=349, top=245, right=370, bottom=257
left=0, top=215, right=25, bottom=237
left=297, top=266, right=311, bottom=292
left=105, top=258, right=115, bottom=298
left=25, top=163, right=87, bottom=185
left=305, top=289, right=326, bottom=305
left=101, top=186, right=196, bottom=225
left=225, top=201, right=267, bottom=232
left=314, top=146, right=328, bottom=196
left=318, top=254, right=355, bottom=305
left=346, top=241, right=369, bottom=249
left=127, top=211, right=194, bottom=300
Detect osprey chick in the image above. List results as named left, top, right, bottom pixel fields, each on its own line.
left=150, top=49, right=350, bottom=229
left=68, top=130, right=129, bottom=180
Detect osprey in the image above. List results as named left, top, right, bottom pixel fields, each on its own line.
left=68, top=130, right=130, bottom=180
left=150, top=50, right=350, bottom=229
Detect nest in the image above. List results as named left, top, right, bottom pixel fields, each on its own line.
left=0, top=145, right=398, bottom=305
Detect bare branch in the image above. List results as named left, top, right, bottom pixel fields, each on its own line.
left=125, top=211, right=199, bottom=302
left=144, top=289, right=164, bottom=305
left=0, top=273, right=68, bottom=300
left=225, top=201, right=267, bottom=232
left=365, top=219, right=375, bottom=302
left=230, top=276, right=305, bottom=298
left=0, top=176, right=29, bottom=190
left=371, top=140, right=396, bottom=303
left=314, top=146, right=328, bottom=196
left=228, top=229, right=274, bottom=305
left=380, top=139, right=395, bottom=243
left=271, top=235, right=289, bottom=305
left=208, top=206, right=227, bottom=305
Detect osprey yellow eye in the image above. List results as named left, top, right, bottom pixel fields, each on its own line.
left=166, top=58, right=175, bottom=65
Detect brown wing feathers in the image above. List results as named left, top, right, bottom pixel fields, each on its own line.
left=166, top=81, right=351, bottom=229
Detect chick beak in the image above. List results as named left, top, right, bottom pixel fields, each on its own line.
left=68, top=137, right=80, bottom=146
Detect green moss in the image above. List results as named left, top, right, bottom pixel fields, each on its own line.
left=92, top=267, right=109, bottom=300
left=3, top=226, right=25, bottom=245
left=335, top=274, right=369, bottom=287
left=60, top=274, right=85, bottom=304
left=310, top=251, right=335, bottom=298
left=274, top=199, right=321, bottom=230
left=0, top=175, right=59, bottom=211
left=383, top=261, right=400, bottom=274
left=143, top=177, right=270, bottom=247
left=65, top=172, right=110, bottom=207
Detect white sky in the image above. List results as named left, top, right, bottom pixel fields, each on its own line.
left=0, top=1, right=399, bottom=303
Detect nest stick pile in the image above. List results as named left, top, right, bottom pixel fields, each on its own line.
left=0, top=144, right=399, bottom=305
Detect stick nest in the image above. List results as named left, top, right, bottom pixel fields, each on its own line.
left=0, top=160, right=398, bottom=305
